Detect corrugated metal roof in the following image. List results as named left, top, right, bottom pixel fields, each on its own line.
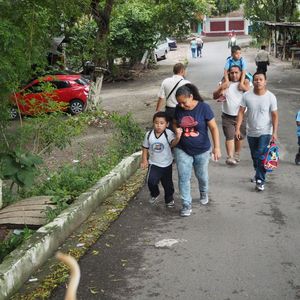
left=264, top=22, right=300, bottom=28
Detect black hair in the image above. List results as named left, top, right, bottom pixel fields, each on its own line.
left=228, top=65, right=242, bottom=71
left=231, top=45, right=241, bottom=54
left=253, top=71, right=267, bottom=80
left=152, top=111, right=168, bottom=122
left=261, top=45, right=266, bottom=50
left=175, top=83, right=204, bottom=102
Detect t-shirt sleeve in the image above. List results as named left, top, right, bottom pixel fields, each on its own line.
left=142, top=132, right=150, bottom=148
left=241, top=58, right=247, bottom=70
left=166, top=129, right=175, bottom=143
left=270, top=93, right=278, bottom=111
left=157, top=81, right=166, bottom=98
left=204, top=103, right=214, bottom=121
left=240, top=93, right=247, bottom=107
left=224, top=59, right=230, bottom=70
left=296, top=111, right=300, bottom=122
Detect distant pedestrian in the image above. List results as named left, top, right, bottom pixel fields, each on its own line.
left=174, top=84, right=221, bottom=217
left=213, top=65, right=250, bottom=165
left=156, top=63, right=190, bottom=127
left=295, top=110, right=300, bottom=165
left=255, top=45, right=270, bottom=74
left=196, top=36, right=204, bottom=57
left=141, top=111, right=182, bottom=207
left=235, top=72, right=279, bottom=192
left=190, top=38, right=197, bottom=58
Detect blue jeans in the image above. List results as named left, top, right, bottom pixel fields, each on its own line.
left=191, top=48, right=196, bottom=58
left=174, top=148, right=210, bottom=207
left=247, top=134, right=271, bottom=183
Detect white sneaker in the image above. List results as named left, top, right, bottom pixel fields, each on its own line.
left=200, top=192, right=209, bottom=205
left=256, top=180, right=265, bottom=191
left=149, top=196, right=159, bottom=204
left=180, top=205, right=192, bottom=217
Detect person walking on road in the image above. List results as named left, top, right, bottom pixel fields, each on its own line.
left=235, top=72, right=279, bottom=192
left=213, top=65, right=250, bottom=165
left=190, top=38, right=197, bottom=58
left=156, top=63, right=190, bottom=127
left=255, top=45, right=270, bottom=74
left=141, top=112, right=182, bottom=207
left=174, top=84, right=221, bottom=217
left=196, top=36, right=204, bottom=57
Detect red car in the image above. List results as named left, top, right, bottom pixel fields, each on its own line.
left=11, top=74, right=89, bottom=119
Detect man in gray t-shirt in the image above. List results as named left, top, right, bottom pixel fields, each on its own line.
left=236, top=72, right=279, bottom=191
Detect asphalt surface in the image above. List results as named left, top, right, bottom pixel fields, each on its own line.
left=48, top=38, right=300, bottom=299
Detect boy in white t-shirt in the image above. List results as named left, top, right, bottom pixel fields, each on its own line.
left=141, top=112, right=182, bottom=207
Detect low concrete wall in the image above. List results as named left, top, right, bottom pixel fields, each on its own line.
left=0, top=151, right=141, bottom=300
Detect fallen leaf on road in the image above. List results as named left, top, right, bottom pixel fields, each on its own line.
left=88, top=287, right=99, bottom=294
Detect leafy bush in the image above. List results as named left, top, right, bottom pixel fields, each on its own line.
left=19, top=113, right=143, bottom=221
left=0, top=228, right=33, bottom=264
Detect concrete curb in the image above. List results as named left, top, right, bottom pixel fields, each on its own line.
left=0, top=151, right=141, bottom=300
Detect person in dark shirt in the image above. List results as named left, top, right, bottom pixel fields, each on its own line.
left=173, top=83, right=221, bottom=217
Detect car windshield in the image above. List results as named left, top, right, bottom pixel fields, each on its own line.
left=75, top=78, right=89, bottom=85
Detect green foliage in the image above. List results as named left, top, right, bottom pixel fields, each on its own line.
left=43, top=196, right=70, bottom=222
left=109, top=1, right=158, bottom=65
left=244, top=0, right=299, bottom=40
left=212, top=0, right=241, bottom=15
left=153, top=0, right=213, bottom=38
left=110, top=112, right=144, bottom=156
left=0, top=227, right=33, bottom=264
left=0, top=0, right=90, bottom=110
left=20, top=112, right=143, bottom=220
left=65, top=15, right=98, bottom=71
left=0, top=150, right=43, bottom=189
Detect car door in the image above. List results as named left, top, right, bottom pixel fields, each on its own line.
left=16, top=81, right=46, bottom=115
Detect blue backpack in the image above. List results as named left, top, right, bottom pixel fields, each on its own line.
left=261, top=141, right=279, bottom=172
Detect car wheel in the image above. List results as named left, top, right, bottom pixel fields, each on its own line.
left=69, top=99, right=84, bottom=115
left=10, top=107, right=19, bottom=120
left=162, top=51, right=167, bottom=60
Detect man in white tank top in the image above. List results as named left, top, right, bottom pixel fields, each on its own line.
left=213, top=66, right=250, bottom=165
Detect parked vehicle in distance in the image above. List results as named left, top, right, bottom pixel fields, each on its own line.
left=167, top=37, right=177, bottom=50
left=10, top=74, right=89, bottom=119
left=154, top=39, right=169, bottom=61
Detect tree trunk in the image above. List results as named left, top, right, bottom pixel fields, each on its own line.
left=90, top=0, right=115, bottom=69
left=86, top=74, right=104, bottom=111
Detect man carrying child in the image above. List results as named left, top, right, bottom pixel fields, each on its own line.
left=213, top=65, right=250, bottom=165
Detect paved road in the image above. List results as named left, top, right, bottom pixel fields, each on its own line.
left=51, top=39, right=300, bottom=299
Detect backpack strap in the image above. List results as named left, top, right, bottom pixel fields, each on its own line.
left=163, top=130, right=170, bottom=144
left=147, top=129, right=170, bottom=145
left=166, top=79, right=184, bottom=100
left=147, top=129, right=153, bottom=142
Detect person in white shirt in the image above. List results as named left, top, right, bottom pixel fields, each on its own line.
left=196, top=36, right=204, bottom=57
left=213, top=66, right=250, bottom=165
left=156, top=63, right=190, bottom=127
left=255, top=45, right=270, bottom=74
left=236, top=71, right=278, bottom=192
